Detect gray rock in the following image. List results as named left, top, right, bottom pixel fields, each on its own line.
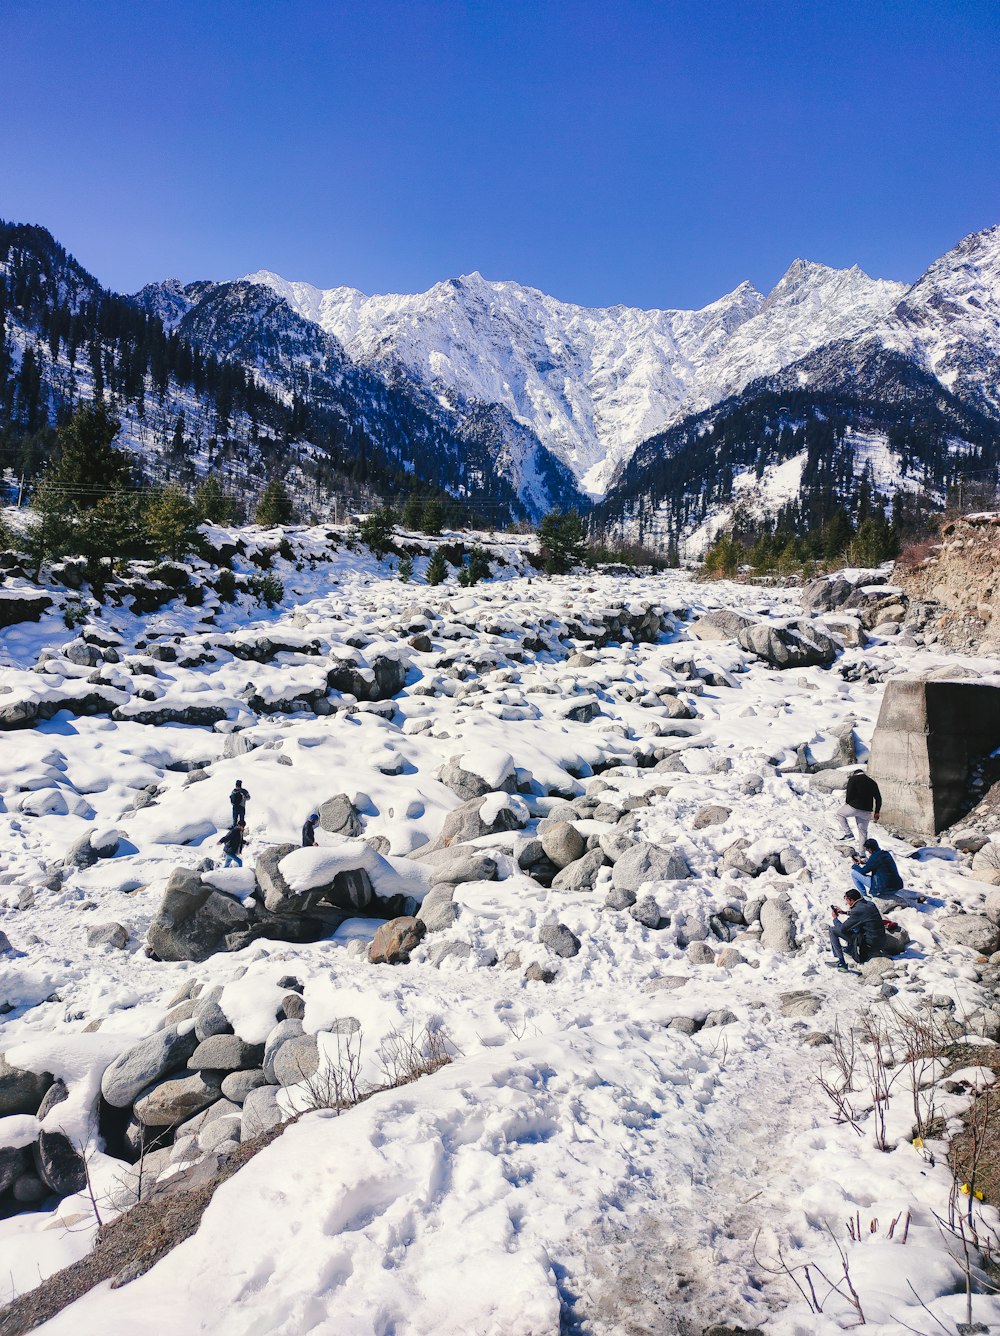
left=12, top=1172, right=49, bottom=1203
left=147, top=866, right=254, bottom=963
left=417, top=885, right=458, bottom=933
left=741, top=773, right=764, bottom=795
left=416, top=845, right=498, bottom=886
left=100, top=1026, right=200, bottom=1108
left=427, top=939, right=473, bottom=967
left=986, top=888, right=1000, bottom=927
left=539, top=923, right=582, bottom=958
left=598, top=830, right=636, bottom=863
left=189, top=1034, right=265, bottom=1073
left=36, top=1078, right=69, bottom=1123
left=0, top=1055, right=53, bottom=1117
left=604, top=886, right=637, bottom=910
left=524, top=962, right=556, bottom=983
left=439, top=752, right=516, bottom=801
left=612, top=841, right=690, bottom=893
left=539, top=820, right=586, bottom=869
left=262, top=1019, right=305, bottom=1082
left=780, top=991, right=822, bottom=1019
left=221, top=1068, right=269, bottom=1104
left=860, top=956, right=897, bottom=984
left=318, top=794, right=363, bottom=838
left=272, top=1034, right=320, bottom=1087
left=759, top=897, right=796, bottom=952
left=429, top=793, right=529, bottom=847
left=630, top=895, right=665, bottom=928
left=198, top=1114, right=242, bottom=1153
left=972, top=844, right=1000, bottom=888
left=938, top=914, right=1000, bottom=955
left=133, top=1071, right=223, bottom=1127
left=692, top=805, right=730, bottom=830
left=703, top=1009, right=738, bottom=1028
left=715, top=947, right=745, bottom=969
left=0, top=1144, right=31, bottom=1194
left=551, top=848, right=607, bottom=892
left=242, top=1084, right=283, bottom=1138
left=690, top=609, right=755, bottom=641
left=737, top=620, right=839, bottom=669
left=280, top=992, right=306, bottom=1021
left=687, top=942, right=716, bottom=964
left=642, top=975, right=689, bottom=993
left=34, top=1131, right=86, bottom=1197
left=87, top=921, right=128, bottom=949
left=779, top=847, right=807, bottom=875
left=666, top=1017, right=700, bottom=1035
left=194, top=998, right=234, bottom=1043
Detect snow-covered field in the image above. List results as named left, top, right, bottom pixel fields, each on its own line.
left=2, top=535, right=1000, bottom=1335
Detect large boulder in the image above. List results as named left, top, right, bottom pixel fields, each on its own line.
left=257, top=843, right=379, bottom=917
left=611, top=842, right=690, bottom=893
left=417, top=885, right=458, bottom=933
left=439, top=748, right=517, bottom=801
left=759, top=897, right=796, bottom=952
left=147, top=867, right=255, bottom=962
left=427, top=792, right=529, bottom=850
left=689, top=609, right=755, bottom=642
left=414, top=846, right=499, bottom=886
left=133, top=1070, right=224, bottom=1127
left=369, top=916, right=426, bottom=964
left=0, top=1054, right=54, bottom=1117
left=551, top=848, right=607, bottom=892
left=326, top=652, right=407, bottom=702
left=985, top=888, right=1000, bottom=927
left=318, top=795, right=363, bottom=838
left=736, top=620, right=839, bottom=669
left=34, top=1132, right=86, bottom=1197
left=801, top=575, right=854, bottom=613
left=271, top=1035, right=320, bottom=1088
left=972, top=843, right=1000, bottom=888
left=539, top=923, right=581, bottom=958
left=0, top=1145, right=31, bottom=1194
left=539, top=820, right=586, bottom=869
left=938, top=914, right=1000, bottom=955
left=189, top=1035, right=265, bottom=1073
left=101, top=1026, right=200, bottom=1108
left=242, top=1084, right=283, bottom=1138
left=65, top=826, right=121, bottom=869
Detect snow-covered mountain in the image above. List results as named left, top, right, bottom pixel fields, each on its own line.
left=245, top=261, right=906, bottom=494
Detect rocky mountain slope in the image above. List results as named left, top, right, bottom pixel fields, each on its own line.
left=247, top=260, right=906, bottom=494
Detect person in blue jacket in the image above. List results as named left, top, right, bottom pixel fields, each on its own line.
left=851, top=839, right=904, bottom=898
left=829, top=889, right=888, bottom=969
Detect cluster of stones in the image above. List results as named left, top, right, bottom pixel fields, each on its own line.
left=0, top=1058, right=87, bottom=1212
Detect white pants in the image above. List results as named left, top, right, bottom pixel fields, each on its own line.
left=835, top=804, right=870, bottom=845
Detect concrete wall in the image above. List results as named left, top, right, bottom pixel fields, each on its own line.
left=868, top=679, right=1000, bottom=836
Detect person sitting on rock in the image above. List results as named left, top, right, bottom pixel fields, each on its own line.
left=835, top=769, right=882, bottom=847
left=220, top=819, right=246, bottom=868
left=230, top=779, right=249, bottom=826
left=302, top=813, right=320, bottom=847
left=829, top=889, right=887, bottom=970
left=851, top=839, right=903, bottom=899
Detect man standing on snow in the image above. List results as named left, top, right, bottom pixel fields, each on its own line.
left=829, top=888, right=887, bottom=969
left=230, top=779, right=249, bottom=826
left=851, top=838, right=903, bottom=898
left=835, top=768, right=882, bottom=847
left=302, top=813, right=319, bottom=847
left=220, top=819, right=246, bottom=868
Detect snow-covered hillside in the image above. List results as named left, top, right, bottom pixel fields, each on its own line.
left=246, top=261, right=904, bottom=494
left=3, top=534, right=1000, bottom=1335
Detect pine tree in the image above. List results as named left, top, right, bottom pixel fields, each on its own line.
left=194, top=476, right=238, bottom=525
left=401, top=494, right=423, bottom=529
left=145, top=486, right=199, bottom=560
left=45, top=402, right=131, bottom=508
left=425, top=548, right=448, bottom=585
left=397, top=552, right=414, bottom=582
left=538, top=509, right=587, bottom=574
left=255, top=479, right=294, bottom=526
left=420, top=498, right=443, bottom=536
left=358, top=505, right=396, bottom=558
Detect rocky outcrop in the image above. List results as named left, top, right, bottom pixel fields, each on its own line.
left=736, top=620, right=839, bottom=669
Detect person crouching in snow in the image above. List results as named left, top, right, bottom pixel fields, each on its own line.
left=302, top=813, right=319, bottom=847
left=829, top=888, right=887, bottom=970
left=835, top=769, right=882, bottom=846
left=851, top=838, right=903, bottom=899
left=220, top=819, right=246, bottom=868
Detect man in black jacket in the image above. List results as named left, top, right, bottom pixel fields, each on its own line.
left=835, top=769, right=882, bottom=847
left=302, top=813, right=319, bottom=847
left=829, top=889, right=887, bottom=969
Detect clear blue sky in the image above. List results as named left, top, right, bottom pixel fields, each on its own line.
left=3, top=0, right=999, bottom=309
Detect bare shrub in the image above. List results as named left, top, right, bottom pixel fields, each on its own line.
left=753, top=1224, right=866, bottom=1325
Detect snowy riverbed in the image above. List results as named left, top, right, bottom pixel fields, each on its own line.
left=2, top=538, right=1000, bottom=1335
